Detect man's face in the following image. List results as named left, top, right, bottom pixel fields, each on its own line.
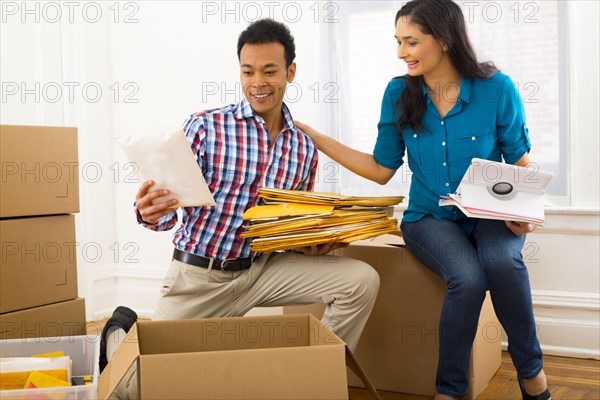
left=240, top=42, right=296, bottom=121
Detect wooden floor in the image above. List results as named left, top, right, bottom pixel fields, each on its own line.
left=349, top=353, right=600, bottom=400
left=89, top=320, right=598, bottom=400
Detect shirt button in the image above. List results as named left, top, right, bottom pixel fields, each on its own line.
left=445, top=182, right=450, bottom=187
left=472, top=136, right=476, bottom=141
left=441, top=121, right=444, bottom=125
left=443, top=162, right=447, bottom=167
left=413, top=134, right=417, bottom=138
left=442, top=141, right=446, bottom=146
left=457, top=99, right=461, bottom=102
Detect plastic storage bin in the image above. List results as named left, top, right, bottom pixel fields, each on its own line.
left=0, top=335, right=99, bottom=400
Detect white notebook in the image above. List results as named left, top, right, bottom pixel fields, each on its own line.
left=439, top=158, right=553, bottom=225
left=117, top=130, right=216, bottom=208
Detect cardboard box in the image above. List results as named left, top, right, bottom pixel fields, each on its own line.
left=98, top=314, right=381, bottom=400
left=1, top=214, right=78, bottom=313
left=0, top=298, right=86, bottom=340
left=284, top=235, right=501, bottom=400
left=0, top=125, right=79, bottom=218
left=0, top=335, right=99, bottom=400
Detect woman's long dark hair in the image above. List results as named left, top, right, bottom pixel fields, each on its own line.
left=395, top=0, right=497, bottom=133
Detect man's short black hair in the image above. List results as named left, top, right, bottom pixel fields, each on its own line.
left=237, top=19, right=296, bottom=68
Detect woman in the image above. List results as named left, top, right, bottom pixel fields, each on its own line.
left=295, top=0, right=551, bottom=399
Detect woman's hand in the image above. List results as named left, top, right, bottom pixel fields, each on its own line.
left=505, top=220, right=536, bottom=236
left=294, top=120, right=322, bottom=148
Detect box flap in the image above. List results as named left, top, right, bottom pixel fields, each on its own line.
left=307, top=314, right=345, bottom=346
left=345, top=347, right=382, bottom=400
left=97, top=324, right=140, bottom=399
left=137, top=314, right=323, bottom=355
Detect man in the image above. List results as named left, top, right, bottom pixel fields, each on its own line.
left=101, top=19, right=379, bottom=397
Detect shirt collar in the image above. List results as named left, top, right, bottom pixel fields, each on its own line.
left=280, top=102, right=296, bottom=133
left=235, top=97, right=255, bottom=120
left=458, top=77, right=472, bottom=103
left=235, top=98, right=297, bottom=133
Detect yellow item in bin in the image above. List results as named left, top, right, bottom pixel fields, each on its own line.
left=0, top=369, right=67, bottom=390
left=32, top=351, right=65, bottom=358
left=24, top=370, right=71, bottom=389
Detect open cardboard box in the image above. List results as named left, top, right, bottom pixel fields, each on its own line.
left=285, top=234, right=502, bottom=399
left=98, top=314, right=381, bottom=400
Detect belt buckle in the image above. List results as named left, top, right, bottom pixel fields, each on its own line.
left=220, top=257, right=236, bottom=272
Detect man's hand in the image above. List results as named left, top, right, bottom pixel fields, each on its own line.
left=135, top=180, right=179, bottom=225
left=505, top=220, right=536, bottom=236
left=295, top=242, right=350, bottom=256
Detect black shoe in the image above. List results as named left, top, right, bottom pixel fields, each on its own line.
left=99, top=306, right=138, bottom=374
left=522, top=388, right=551, bottom=400
left=518, top=375, right=551, bottom=400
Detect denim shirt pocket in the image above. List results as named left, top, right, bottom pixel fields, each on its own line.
left=403, top=128, right=433, bottom=167
left=455, top=128, right=495, bottom=163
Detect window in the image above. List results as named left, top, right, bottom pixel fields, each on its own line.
left=329, top=1, right=567, bottom=200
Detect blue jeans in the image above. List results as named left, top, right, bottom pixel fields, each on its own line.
left=401, top=216, right=543, bottom=398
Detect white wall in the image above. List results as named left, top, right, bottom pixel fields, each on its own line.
left=1, top=1, right=598, bottom=359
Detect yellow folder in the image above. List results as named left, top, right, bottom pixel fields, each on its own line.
left=258, top=188, right=404, bottom=207
left=242, top=203, right=334, bottom=220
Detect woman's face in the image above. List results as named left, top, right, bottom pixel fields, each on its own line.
left=395, top=16, right=447, bottom=78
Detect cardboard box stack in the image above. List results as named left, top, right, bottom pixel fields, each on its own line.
left=0, top=125, right=86, bottom=340
left=284, top=235, right=502, bottom=400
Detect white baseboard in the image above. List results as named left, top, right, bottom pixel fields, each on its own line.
left=499, top=290, right=600, bottom=360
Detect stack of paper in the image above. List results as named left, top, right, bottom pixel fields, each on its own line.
left=242, top=189, right=404, bottom=252
left=439, top=158, right=554, bottom=226
left=0, top=351, right=72, bottom=390
left=257, top=188, right=404, bottom=207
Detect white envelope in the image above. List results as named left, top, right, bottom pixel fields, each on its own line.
left=117, top=130, right=215, bottom=207
left=456, top=158, right=553, bottom=222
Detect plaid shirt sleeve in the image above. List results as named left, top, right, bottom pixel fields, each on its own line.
left=298, top=149, right=318, bottom=191
left=135, top=205, right=178, bottom=231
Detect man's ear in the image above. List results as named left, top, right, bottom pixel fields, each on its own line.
left=287, top=62, right=296, bottom=83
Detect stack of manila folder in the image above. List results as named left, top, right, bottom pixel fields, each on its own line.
left=242, top=188, right=404, bottom=252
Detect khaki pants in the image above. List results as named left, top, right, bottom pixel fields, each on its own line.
left=110, top=251, right=379, bottom=399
